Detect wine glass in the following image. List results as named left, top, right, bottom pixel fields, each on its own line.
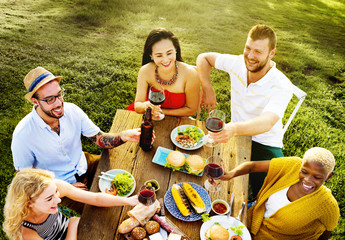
left=138, top=185, right=156, bottom=206
left=204, top=155, right=225, bottom=192
left=204, top=109, right=225, bottom=147
left=148, top=85, right=165, bottom=121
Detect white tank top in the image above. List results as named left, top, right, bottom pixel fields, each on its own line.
left=264, top=186, right=291, bottom=218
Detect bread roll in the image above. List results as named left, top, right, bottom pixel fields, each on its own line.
left=185, top=155, right=205, bottom=174
left=144, top=220, right=160, bottom=235
left=131, top=227, right=147, bottom=240
left=205, top=224, right=229, bottom=240
left=167, top=151, right=186, bottom=167
left=118, top=217, right=140, bottom=234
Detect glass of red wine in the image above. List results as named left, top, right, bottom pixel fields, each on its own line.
left=138, top=185, right=156, bottom=206
left=204, top=155, right=225, bottom=192
left=204, top=109, right=225, bottom=147
left=148, top=85, right=165, bottom=121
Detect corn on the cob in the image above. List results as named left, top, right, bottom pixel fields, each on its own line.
left=182, top=182, right=206, bottom=214
left=171, top=184, right=192, bottom=216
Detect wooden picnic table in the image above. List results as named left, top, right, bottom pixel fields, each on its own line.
left=77, top=110, right=252, bottom=240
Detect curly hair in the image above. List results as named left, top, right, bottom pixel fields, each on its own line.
left=302, top=147, right=336, bottom=176
left=141, top=27, right=183, bottom=66
left=3, top=168, right=54, bottom=240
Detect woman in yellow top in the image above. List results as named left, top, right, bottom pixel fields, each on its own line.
left=220, top=147, right=340, bottom=240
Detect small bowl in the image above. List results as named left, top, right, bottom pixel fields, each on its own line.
left=144, top=179, right=160, bottom=192
left=211, top=199, right=230, bottom=215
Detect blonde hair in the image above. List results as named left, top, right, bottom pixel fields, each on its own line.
left=302, top=147, right=335, bottom=176
left=3, top=168, right=54, bottom=240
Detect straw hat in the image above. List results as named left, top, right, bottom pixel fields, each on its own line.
left=24, top=67, right=62, bottom=101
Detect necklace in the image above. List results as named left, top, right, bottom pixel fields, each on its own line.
left=155, top=61, right=178, bottom=86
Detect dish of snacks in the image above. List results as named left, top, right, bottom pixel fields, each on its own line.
left=98, top=169, right=136, bottom=197
left=144, top=179, right=160, bottom=192
left=152, top=147, right=206, bottom=176
left=200, top=215, right=251, bottom=240
left=170, top=125, right=204, bottom=150
left=164, top=182, right=211, bottom=221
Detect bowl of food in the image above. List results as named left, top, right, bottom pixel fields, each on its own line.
left=144, top=179, right=160, bottom=192
left=98, top=169, right=136, bottom=197
left=211, top=199, right=230, bottom=215
left=170, top=125, right=205, bottom=150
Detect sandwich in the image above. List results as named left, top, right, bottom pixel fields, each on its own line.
left=165, top=151, right=186, bottom=171
left=205, top=223, right=229, bottom=240
left=185, top=155, right=206, bottom=175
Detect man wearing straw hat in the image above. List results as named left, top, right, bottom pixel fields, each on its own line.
left=11, top=67, right=141, bottom=191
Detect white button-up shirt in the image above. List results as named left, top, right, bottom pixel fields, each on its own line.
left=215, top=54, right=293, bottom=148
left=11, top=102, right=100, bottom=183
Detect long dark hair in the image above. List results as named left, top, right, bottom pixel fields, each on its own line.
left=142, top=28, right=183, bottom=66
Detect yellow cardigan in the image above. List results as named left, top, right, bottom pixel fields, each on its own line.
left=247, top=157, right=340, bottom=240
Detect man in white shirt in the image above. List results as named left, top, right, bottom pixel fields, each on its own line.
left=12, top=67, right=141, bottom=191
left=196, top=25, right=293, bottom=198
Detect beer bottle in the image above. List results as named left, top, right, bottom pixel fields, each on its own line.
left=139, top=107, right=153, bottom=151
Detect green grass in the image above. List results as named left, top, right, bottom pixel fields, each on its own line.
left=1, top=0, right=344, bottom=239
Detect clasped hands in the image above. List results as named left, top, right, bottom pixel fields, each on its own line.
left=144, top=101, right=163, bottom=118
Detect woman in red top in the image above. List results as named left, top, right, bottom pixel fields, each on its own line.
left=127, top=28, right=200, bottom=118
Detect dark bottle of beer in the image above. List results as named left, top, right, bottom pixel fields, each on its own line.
left=139, top=107, right=153, bottom=151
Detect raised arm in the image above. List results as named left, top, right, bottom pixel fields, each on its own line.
left=88, top=129, right=141, bottom=149
left=196, top=52, right=220, bottom=112
left=56, top=179, right=139, bottom=207
left=209, top=112, right=279, bottom=143
left=220, top=160, right=270, bottom=181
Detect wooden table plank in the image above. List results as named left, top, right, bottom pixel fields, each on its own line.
left=223, top=136, right=251, bottom=224
left=78, top=111, right=251, bottom=240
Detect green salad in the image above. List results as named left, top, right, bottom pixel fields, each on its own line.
left=111, top=172, right=134, bottom=196
left=177, top=126, right=204, bottom=143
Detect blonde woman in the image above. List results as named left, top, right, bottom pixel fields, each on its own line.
left=219, top=147, right=340, bottom=240
left=3, top=168, right=138, bottom=240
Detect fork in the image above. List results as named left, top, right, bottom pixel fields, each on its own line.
left=236, top=201, right=246, bottom=221
left=227, top=193, right=235, bottom=219
left=101, top=171, right=115, bottom=178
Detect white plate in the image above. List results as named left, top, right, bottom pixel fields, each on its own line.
left=170, top=125, right=205, bottom=150
left=98, top=169, right=136, bottom=197
left=200, top=215, right=251, bottom=240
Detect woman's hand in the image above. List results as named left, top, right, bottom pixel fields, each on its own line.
left=120, top=128, right=141, bottom=142
left=143, top=101, right=162, bottom=118
left=220, top=170, right=235, bottom=181
left=126, top=195, right=139, bottom=206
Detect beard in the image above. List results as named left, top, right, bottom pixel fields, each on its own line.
left=245, top=54, right=270, bottom=73
left=39, top=102, right=64, bottom=119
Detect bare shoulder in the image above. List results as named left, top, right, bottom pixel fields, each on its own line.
left=138, top=62, right=156, bottom=85
left=22, top=226, right=43, bottom=240
left=139, top=62, right=155, bottom=74
left=179, top=62, right=198, bottom=80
